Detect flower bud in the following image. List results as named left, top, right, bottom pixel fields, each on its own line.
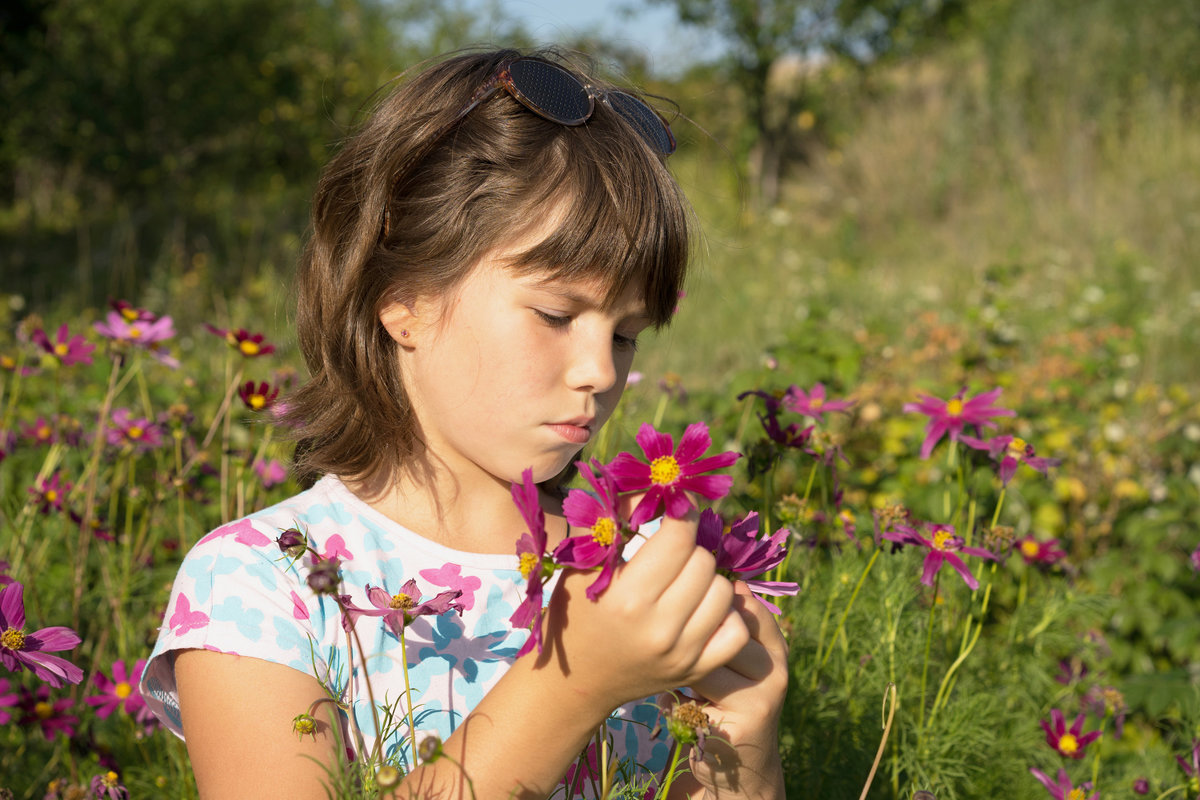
left=276, top=527, right=307, bottom=559
left=375, top=765, right=402, bottom=789
left=305, top=559, right=341, bottom=596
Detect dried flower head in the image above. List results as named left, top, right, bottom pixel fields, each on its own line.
left=292, top=712, right=317, bottom=740
left=375, top=765, right=402, bottom=789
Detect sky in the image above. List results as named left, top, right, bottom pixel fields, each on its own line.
left=466, top=0, right=714, bottom=75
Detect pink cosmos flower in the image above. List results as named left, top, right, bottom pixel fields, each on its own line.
left=357, top=580, right=464, bottom=639
left=695, top=509, right=799, bottom=614
left=960, top=433, right=1061, bottom=486
left=880, top=521, right=995, bottom=590
left=1, top=352, right=37, bottom=375
left=90, top=771, right=130, bottom=800
left=1174, top=737, right=1199, bottom=783
left=31, top=324, right=95, bottom=367
left=738, top=389, right=814, bottom=452
left=253, top=458, right=288, bottom=489
left=783, top=382, right=855, bottom=422
left=904, top=388, right=1016, bottom=460
left=1041, top=708, right=1102, bottom=759
left=0, top=581, right=84, bottom=687
left=554, top=460, right=627, bottom=601
left=105, top=408, right=165, bottom=452
left=0, top=677, right=18, bottom=723
left=93, top=310, right=179, bottom=368
left=1029, top=767, right=1097, bottom=800
left=29, top=473, right=71, bottom=515
left=1017, top=536, right=1067, bottom=566
left=85, top=659, right=148, bottom=720
left=205, top=324, right=276, bottom=358
left=18, top=685, right=79, bottom=739
left=21, top=417, right=56, bottom=446
left=509, top=468, right=551, bottom=657
left=239, top=380, right=280, bottom=411
left=608, top=422, right=740, bottom=528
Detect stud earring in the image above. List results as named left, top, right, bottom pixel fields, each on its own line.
left=400, top=330, right=409, bottom=338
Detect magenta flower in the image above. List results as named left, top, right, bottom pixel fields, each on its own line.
left=89, top=770, right=130, bottom=800
left=904, top=388, right=1016, bottom=460
left=0, top=582, right=84, bottom=687
left=783, top=382, right=855, bottom=422
left=0, top=677, right=18, bottom=723
left=253, top=458, right=288, bottom=489
left=1176, top=738, right=1199, bottom=783
left=239, top=380, right=280, bottom=411
left=609, top=422, right=740, bottom=528
left=29, top=472, right=72, bottom=515
left=509, top=468, right=551, bottom=657
left=1, top=352, right=37, bottom=375
left=1190, top=544, right=1200, bottom=573
left=94, top=311, right=179, bottom=368
left=358, top=579, right=464, bottom=638
left=1029, top=767, right=1097, bottom=800
left=31, top=324, right=95, bottom=367
left=21, top=417, right=56, bottom=446
left=1017, top=536, right=1067, bottom=566
left=85, top=659, right=148, bottom=719
left=554, top=460, right=627, bottom=601
left=960, top=433, right=1061, bottom=485
left=205, top=323, right=276, bottom=358
left=695, top=509, right=798, bottom=614
left=1041, top=708, right=1102, bottom=759
left=738, top=389, right=814, bottom=451
left=105, top=408, right=165, bottom=452
left=18, top=685, right=79, bottom=739
left=880, top=521, right=995, bottom=590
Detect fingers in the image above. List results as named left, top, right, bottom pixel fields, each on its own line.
left=618, top=510, right=703, bottom=599
left=732, top=582, right=789, bottom=661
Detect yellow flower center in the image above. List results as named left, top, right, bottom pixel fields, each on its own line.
left=1, top=627, right=25, bottom=651
left=932, top=530, right=953, bottom=551
left=1020, top=540, right=1040, bottom=557
left=649, top=455, right=681, bottom=485
left=115, top=681, right=133, bottom=699
left=103, top=772, right=120, bottom=787
left=591, top=517, right=616, bottom=546
left=945, top=398, right=964, bottom=416
left=810, top=397, right=824, bottom=409
left=249, top=394, right=266, bottom=410
left=1, top=355, right=14, bottom=369
left=54, top=343, right=69, bottom=357
left=239, top=340, right=260, bottom=356
left=1007, top=437, right=1027, bottom=456
left=518, top=552, right=538, bottom=580
left=121, top=308, right=138, bottom=321
left=128, top=327, right=143, bottom=339
left=389, top=593, right=416, bottom=610
left=127, top=425, right=144, bottom=440
left=37, top=425, right=51, bottom=439
left=35, top=700, right=54, bottom=719
left=1058, top=732, right=1078, bottom=755
left=45, top=490, right=58, bottom=502
left=1067, top=789, right=1085, bottom=800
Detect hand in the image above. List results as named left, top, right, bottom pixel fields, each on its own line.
left=537, top=510, right=751, bottom=714
left=674, top=581, right=789, bottom=800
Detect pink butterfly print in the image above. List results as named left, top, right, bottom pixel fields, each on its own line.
left=196, top=519, right=272, bottom=548
left=420, top=563, right=482, bottom=612
left=168, top=594, right=210, bottom=635
left=320, top=534, right=354, bottom=563
left=290, top=591, right=310, bottom=621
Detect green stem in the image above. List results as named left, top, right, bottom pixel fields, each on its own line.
left=917, top=570, right=942, bottom=732
left=658, top=741, right=685, bottom=800
left=399, top=631, right=419, bottom=769
left=818, top=548, right=881, bottom=672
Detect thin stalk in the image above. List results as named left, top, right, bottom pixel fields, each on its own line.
left=399, top=632, right=419, bottom=769
left=810, top=579, right=843, bottom=689
left=657, top=741, right=685, bottom=800
left=917, top=570, right=942, bottom=732
left=857, top=683, right=897, bottom=800
left=818, top=548, right=881, bottom=672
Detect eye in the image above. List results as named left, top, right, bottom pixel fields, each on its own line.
left=613, top=332, right=639, bottom=353
left=533, top=309, right=572, bottom=328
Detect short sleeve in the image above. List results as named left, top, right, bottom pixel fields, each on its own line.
left=139, top=517, right=340, bottom=737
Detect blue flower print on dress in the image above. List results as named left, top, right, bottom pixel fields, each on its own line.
left=211, top=595, right=265, bottom=640
left=182, top=553, right=242, bottom=605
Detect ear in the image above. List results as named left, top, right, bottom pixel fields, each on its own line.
left=379, top=302, right=419, bottom=346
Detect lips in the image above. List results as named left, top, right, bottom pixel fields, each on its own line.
left=546, top=417, right=593, bottom=445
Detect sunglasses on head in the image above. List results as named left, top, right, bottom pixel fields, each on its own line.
left=382, top=56, right=676, bottom=238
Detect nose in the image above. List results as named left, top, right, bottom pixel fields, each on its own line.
left=565, top=330, right=618, bottom=395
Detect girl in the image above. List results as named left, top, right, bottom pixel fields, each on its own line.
left=140, top=48, right=788, bottom=799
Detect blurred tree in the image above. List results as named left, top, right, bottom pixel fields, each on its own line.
left=645, top=0, right=964, bottom=204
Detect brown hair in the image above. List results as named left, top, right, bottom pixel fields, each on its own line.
left=282, top=47, right=694, bottom=487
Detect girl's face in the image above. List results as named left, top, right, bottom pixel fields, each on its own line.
left=396, top=236, right=651, bottom=491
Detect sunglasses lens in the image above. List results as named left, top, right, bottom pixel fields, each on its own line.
left=607, top=91, right=676, bottom=155
left=508, top=59, right=592, bottom=125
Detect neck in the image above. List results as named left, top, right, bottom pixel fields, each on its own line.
left=346, top=461, right=569, bottom=555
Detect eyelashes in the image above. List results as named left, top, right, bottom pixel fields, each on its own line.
left=532, top=309, right=640, bottom=352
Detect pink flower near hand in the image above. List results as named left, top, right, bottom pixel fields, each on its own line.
left=554, top=460, right=627, bottom=601
left=0, top=582, right=84, bottom=687
left=1040, top=708, right=1102, bottom=759
left=783, top=382, right=855, bottom=422
left=904, top=388, right=1016, bottom=460
left=509, top=469, right=551, bottom=657
left=85, top=659, right=148, bottom=719
left=608, top=422, right=740, bottom=528
left=356, top=580, right=464, bottom=639
left=880, top=522, right=995, bottom=590
left=696, top=509, right=798, bottom=614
